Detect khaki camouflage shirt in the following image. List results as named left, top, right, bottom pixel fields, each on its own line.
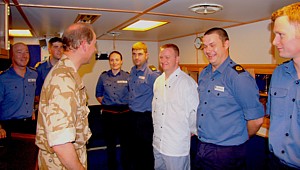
left=35, top=55, right=91, bottom=163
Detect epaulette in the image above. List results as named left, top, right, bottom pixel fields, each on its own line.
left=34, top=61, right=42, bottom=68
left=101, top=71, right=107, bottom=75
left=232, top=64, right=245, bottom=74
left=149, top=65, right=157, bottom=71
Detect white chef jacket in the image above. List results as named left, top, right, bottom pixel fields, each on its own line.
left=152, top=67, right=199, bottom=156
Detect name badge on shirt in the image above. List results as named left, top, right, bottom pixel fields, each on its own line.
left=28, top=78, right=36, bottom=83
left=138, top=76, right=145, bottom=80
left=214, top=85, right=224, bottom=92
left=117, top=80, right=128, bottom=84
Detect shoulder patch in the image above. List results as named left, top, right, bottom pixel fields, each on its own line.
left=232, top=64, right=245, bottom=74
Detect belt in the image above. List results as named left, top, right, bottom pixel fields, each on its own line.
left=102, top=109, right=130, bottom=114
left=9, top=117, right=32, bottom=122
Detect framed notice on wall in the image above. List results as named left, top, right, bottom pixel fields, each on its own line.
left=0, top=1, right=9, bottom=58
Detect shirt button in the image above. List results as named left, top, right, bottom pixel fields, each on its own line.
left=274, top=92, right=277, bottom=95
left=217, top=93, right=220, bottom=96
left=201, top=114, right=204, bottom=116
left=208, top=90, right=210, bottom=92
left=292, top=98, right=295, bottom=102
left=290, top=115, right=292, bottom=119
left=162, top=113, right=164, bottom=115
left=285, top=133, right=289, bottom=136
left=161, top=126, right=162, bottom=128
left=296, top=81, right=299, bottom=85
left=281, top=150, right=285, bottom=154
left=204, top=102, right=207, bottom=104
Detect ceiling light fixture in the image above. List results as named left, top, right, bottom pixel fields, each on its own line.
left=189, top=3, right=223, bottom=15
left=122, top=20, right=168, bottom=31
left=106, top=31, right=121, bottom=37
left=9, top=29, right=33, bottom=37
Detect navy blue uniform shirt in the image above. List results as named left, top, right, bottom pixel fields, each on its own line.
left=35, top=59, right=53, bottom=96
left=0, top=66, right=37, bottom=120
left=267, top=60, right=300, bottom=168
left=128, top=63, right=159, bottom=112
left=197, top=57, right=264, bottom=146
left=95, top=70, right=129, bottom=105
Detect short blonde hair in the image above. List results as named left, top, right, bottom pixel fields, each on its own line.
left=132, top=42, right=147, bottom=53
left=271, top=3, right=300, bottom=27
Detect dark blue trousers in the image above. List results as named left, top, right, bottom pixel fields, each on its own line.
left=195, top=140, right=247, bottom=170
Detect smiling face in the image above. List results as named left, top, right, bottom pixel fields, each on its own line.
left=159, top=47, right=179, bottom=77
left=109, top=52, right=122, bottom=72
left=12, top=43, right=30, bottom=68
left=202, top=33, right=229, bottom=71
left=49, top=41, right=64, bottom=61
left=272, top=16, right=300, bottom=59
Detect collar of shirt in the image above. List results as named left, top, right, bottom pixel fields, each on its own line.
left=59, top=55, right=85, bottom=90
left=133, top=62, right=148, bottom=73
left=9, top=66, right=36, bottom=79
left=282, top=59, right=296, bottom=75
left=46, top=58, right=53, bottom=69
left=165, top=67, right=181, bottom=83
left=107, top=70, right=121, bottom=77
left=205, top=56, right=235, bottom=75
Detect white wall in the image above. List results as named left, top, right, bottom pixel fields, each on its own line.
left=159, top=20, right=275, bottom=65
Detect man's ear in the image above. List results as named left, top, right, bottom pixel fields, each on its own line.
left=81, top=40, right=87, bottom=52
left=224, top=40, right=230, bottom=50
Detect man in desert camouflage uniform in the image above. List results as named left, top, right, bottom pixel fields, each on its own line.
left=35, top=23, right=97, bottom=169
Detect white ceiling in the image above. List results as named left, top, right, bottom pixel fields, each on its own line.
left=6, top=0, right=299, bottom=41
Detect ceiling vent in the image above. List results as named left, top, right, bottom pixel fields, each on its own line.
left=189, top=3, right=223, bottom=15
left=74, top=13, right=101, bottom=24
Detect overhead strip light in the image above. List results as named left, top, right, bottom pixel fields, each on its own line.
left=9, top=29, right=33, bottom=37
left=122, top=20, right=168, bottom=31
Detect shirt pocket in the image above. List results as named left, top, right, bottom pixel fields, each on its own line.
left=269, top=87, right=288, bottom=117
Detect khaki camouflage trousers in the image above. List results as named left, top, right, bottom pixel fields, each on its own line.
left=38, top=146, right=87, bottom=170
